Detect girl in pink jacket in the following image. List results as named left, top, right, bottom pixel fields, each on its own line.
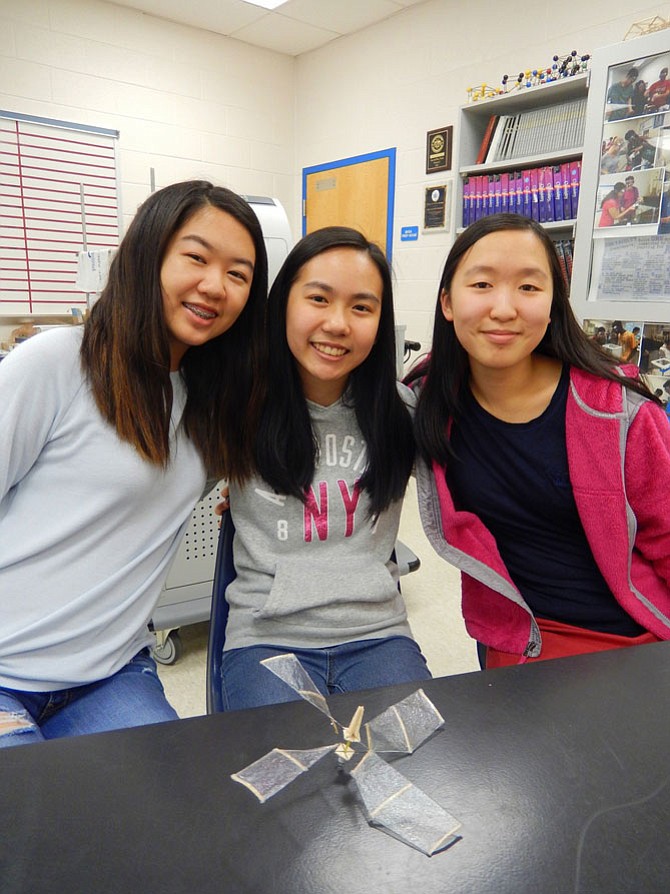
left=407, top=213, right=670, bottom=668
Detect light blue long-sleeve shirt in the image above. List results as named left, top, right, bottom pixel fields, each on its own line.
left=0, top=327, right=206, bottom=691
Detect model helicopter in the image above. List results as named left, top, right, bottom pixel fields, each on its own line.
left=231, top=653, right=461, bottom=856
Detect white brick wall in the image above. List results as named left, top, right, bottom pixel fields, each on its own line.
left=0, top=0, right=663, bottom=345
left=0, top=0, right=296, bottom=237
left=295, top=0, right=664, bottom=350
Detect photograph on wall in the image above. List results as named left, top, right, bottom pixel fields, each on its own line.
left=594, top=168, right=664, bottom=233
left=583, top=319, right=670, bottom=420
left=638, top=322, right=670, bottom=421
left=582, top=318, right=642, bottom=365
left=604, top=51, right=670, bottom=123
left=659, top=177, right=670, bottom=234
left=600, top=111, right=670, bottom=175
left=587, top=48, right=670, bottom=302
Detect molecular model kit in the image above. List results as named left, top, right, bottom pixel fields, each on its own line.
left=467, top=50, right=591, bottom=103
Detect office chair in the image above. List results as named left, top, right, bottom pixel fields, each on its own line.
left=205, top=512, right=236, bottom=714
left=205, top=513, right=421, bottom=714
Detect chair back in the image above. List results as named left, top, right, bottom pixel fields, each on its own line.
left=206, top=512, right=236, bottom=714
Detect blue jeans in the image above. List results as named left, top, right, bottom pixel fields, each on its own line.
left=0, top=649, right=178, bottom=748
left=220, top=636, right=431, bottom=711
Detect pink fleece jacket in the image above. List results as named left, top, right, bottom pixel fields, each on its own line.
left=415, top=367, right=670, bottom=658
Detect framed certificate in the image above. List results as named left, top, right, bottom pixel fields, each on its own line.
left=423, top=184, right=450, bottom=232
left=426, top=126, right=453, bottom=174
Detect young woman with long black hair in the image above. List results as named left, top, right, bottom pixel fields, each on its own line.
left=407, top=213, right=670, bottom=669
left=218, top=226, right=431, bottom=710
left=0, top=181, right=267, bottom=745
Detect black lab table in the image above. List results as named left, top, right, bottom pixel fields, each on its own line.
left=1, top=642, right=668, bottom=893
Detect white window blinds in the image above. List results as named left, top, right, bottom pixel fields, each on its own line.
left=0, top=112, right=120, bottom=315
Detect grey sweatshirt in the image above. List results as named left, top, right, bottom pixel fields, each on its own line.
left=225, top=389, right=414, bottom=651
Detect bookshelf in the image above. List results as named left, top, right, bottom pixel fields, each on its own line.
left=454, top=72, right=590, bottom=236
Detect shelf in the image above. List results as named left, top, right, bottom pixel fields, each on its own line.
left=462, top=73, right=589, bottom=118
left=452, top=70, right=589, bottom=248
left=456, top=218, right=576, bottom=236
left=541, top=219, right=577, bottom=232
left=0, top=313, right=80, bottom=323
left=460, top=147, right=583, bottom=176
left=457, top=73, right=589, bottom=178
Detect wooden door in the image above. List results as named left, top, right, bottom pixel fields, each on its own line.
left=302, top=148, right=396, bottom=259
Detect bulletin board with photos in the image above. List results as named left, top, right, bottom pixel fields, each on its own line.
left=570, top=28, right=670, bottom=420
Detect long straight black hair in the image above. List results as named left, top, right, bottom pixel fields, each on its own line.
left=406, top=213, right=658, bottom=466
left=81, top=180, right=268, bottom=480
left=254, top=226, right=415, bottom=518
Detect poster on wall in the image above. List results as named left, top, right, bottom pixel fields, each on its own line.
left=587, top=48, right=670, bottom=305
left=596, top=50, right=670, bottom=240
left=590, top=235, right=670, bottom=302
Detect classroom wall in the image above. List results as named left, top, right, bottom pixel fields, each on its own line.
left=295, top=0, right=666, bottom=350
left=0, top=0, right=296, bottom=234
left=0, top=0, right=665, bottom=347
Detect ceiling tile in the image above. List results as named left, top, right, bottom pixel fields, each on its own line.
left=231, top=15, right=340, bottom=55
left=107, top=0, right=431, bottom=55
left=111, top=0, right=266, bottom=34
left=277, top=0, right=405, bottom=34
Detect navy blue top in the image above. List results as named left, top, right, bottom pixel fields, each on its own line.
left=447, top=365, right=644, bottom=636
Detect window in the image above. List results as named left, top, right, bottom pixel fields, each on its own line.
left=0, top=111, right=120, bottom=315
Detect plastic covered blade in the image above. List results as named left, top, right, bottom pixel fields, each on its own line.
left=350, top=751, right=461, bottom=856
left=261, top=654, right=335, bottom=721
left=363, top=688, right=444, bottom=754
left=232, top=745, right=337, bottom=803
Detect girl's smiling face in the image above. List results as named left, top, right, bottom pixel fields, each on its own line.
left=440, top=229, right=553, bottom=378
left=286, top=247, right=383, bottom=405
left=160, top=205, right=256, bottom=370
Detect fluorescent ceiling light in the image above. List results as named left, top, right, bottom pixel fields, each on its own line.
left=243, top=0, right=288, bottom=9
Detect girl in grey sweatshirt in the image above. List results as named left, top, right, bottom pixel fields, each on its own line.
left=219, top=227, right=431, bottom=710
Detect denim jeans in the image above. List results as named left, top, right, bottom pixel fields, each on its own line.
left=220, top=636, right=432, bottom=711
left=0, top=649, right=178, bottom=748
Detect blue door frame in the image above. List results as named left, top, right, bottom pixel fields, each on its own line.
left=302, top=147, right=396, bottom=261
